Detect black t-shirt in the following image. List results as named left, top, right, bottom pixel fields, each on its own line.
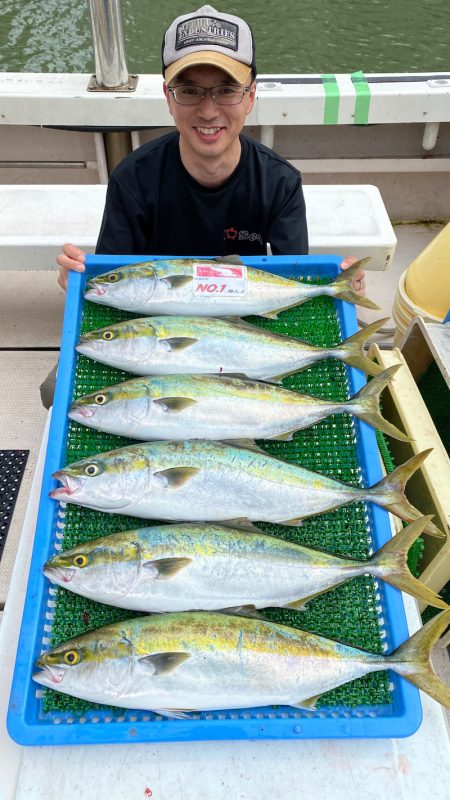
left=96, top=132, right=308, bottom=257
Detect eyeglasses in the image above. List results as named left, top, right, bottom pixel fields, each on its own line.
left=168, top=84, right=251, bottom=106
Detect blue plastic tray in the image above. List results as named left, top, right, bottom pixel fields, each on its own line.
left=7, top=254, right=422, bottom=745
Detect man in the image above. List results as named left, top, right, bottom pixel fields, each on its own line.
left=56, top=5, right=363, bottom=289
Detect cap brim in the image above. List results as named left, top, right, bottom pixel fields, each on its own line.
left=165, top=52, right=253, bottom=85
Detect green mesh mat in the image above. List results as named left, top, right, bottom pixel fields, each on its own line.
left=45, top=283, right=397, bottom=715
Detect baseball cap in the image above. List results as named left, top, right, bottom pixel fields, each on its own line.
left=162, top=5, right=257, bottom=85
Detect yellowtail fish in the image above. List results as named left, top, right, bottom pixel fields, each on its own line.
left=84, top=256, right=379, bottom=317
left=33, top=609, right=450, bottom=716
left=49, top=440, right=443, bottom=537
left=68, top=366, right=408, bottom=442
left=75, top=316, right=388, bottom=379
left=43, top=517, right=447, bottom=613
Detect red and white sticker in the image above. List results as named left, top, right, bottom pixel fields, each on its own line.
left=193, top=263, right=247, bottom=297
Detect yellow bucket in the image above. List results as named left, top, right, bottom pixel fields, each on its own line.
left=393, top=270, right=442, bottom=347
left=404, top=222, right=450, bottom=319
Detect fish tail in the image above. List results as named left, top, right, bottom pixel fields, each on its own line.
left=346, top=365, right=410, bottom=441
left=333, top=318, right=389, bottom=376
left=367, top=449, right=445, bottom=538
left=370, top=517, right=449, bottom=609
left=387, top=609, right=450, bottom=709
left=330, top=259, right=381, bottom=310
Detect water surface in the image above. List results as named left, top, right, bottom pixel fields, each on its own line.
left=0, top=0, right=449, bottom=74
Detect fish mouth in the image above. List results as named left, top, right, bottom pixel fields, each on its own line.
left=43, top=565, right=75, bottom=584
left=85, top=282, right=106, bottom=297
left=50, top=471, right=81, bottom=500
left=33, top=662, right=65, bottom=686
left=68, top=403, right=95, bottom=420
left=75, top=336, right=93, bottom=354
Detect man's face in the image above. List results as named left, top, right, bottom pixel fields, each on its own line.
left=164, top=65, right=256, bottom=163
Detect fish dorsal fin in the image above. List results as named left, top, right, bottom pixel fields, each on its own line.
left=284, top=598, right=309, bottom=610
left=154, top=467, right=200, bottom=489
left=258, top=310, right=279, bottom=319
left=162, top=275, right=193, bottom=289
left=219, top=518, right=264, bottom=533
left=260, top=372, right=294, bottom=383
left=139, top=651, right=190, bottom=675
left=220, top=439, right=267, bottom=454
left=220, top=605, right=267, bottom=620
left=217, top=372, right=253, bottom=380
left=143, top=557, right=193, bottom=579
left=160, top=337, right=198, bottom=351
left=213, top=255, right=246, bottom=266
left=153, top=397, right=198, bottom=413
left=222, top=317, right=260, bottom=331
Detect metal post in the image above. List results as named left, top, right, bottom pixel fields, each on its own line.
left=86, top=0, right=137, bottom=92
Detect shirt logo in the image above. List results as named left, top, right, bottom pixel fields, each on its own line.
left=175, top=16, right=238, bottom=52
left=224, top=227, right=263, bottom=245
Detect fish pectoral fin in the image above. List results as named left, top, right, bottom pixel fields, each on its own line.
left=143, top=557, right=193, bottom=579
left=291, top=694, right=323, bottom=711
left=269, top=430, right=296, bottom=441
left=160, top=337, right=199, bottom=351
left=154, top=467, right=200, bottom=489
left=139, top=651, right=190, bottom=676
left=279, top=517, right=304, bottom=526
left=213, top=255, right=246, bottom=265
left=163, top=275, right=193, bottom=289
left=154, top=396, right=198, bottom=413
left=152, top=707, right=196, bottom=719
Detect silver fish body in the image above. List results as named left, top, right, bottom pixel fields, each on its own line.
left=32, top=610, right=450, bottom=715
left=84, top=257, right=379, bottom=317
left=68, top=368, right=408, bottom=442
left=75, top=316, right=386, bottom=380
left=44, top=523, right=364, bottom=612
left=49, top=440, right=442, bottom=536
left=43, top=518, right=447, bottom=613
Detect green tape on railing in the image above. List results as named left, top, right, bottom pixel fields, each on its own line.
left=321, top=74, right=340, bottom=124
left=351, top=70, right=371, bottom=124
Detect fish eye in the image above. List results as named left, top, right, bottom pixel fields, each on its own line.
left=102, top=330, right=115, bottom=341
left=107, top=273, right=119, bottom=283
left=95, top=394, right=108, bottom=405
left=85, top=463, right=99, bottom=477
left=64, top=650, right=80, bottom=665
left=73, top=554, right=88, bottom=568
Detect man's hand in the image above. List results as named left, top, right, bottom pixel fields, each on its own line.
left=56, top=243, right=86, bottom=291
left=340, top=256, right=366, bottom=295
